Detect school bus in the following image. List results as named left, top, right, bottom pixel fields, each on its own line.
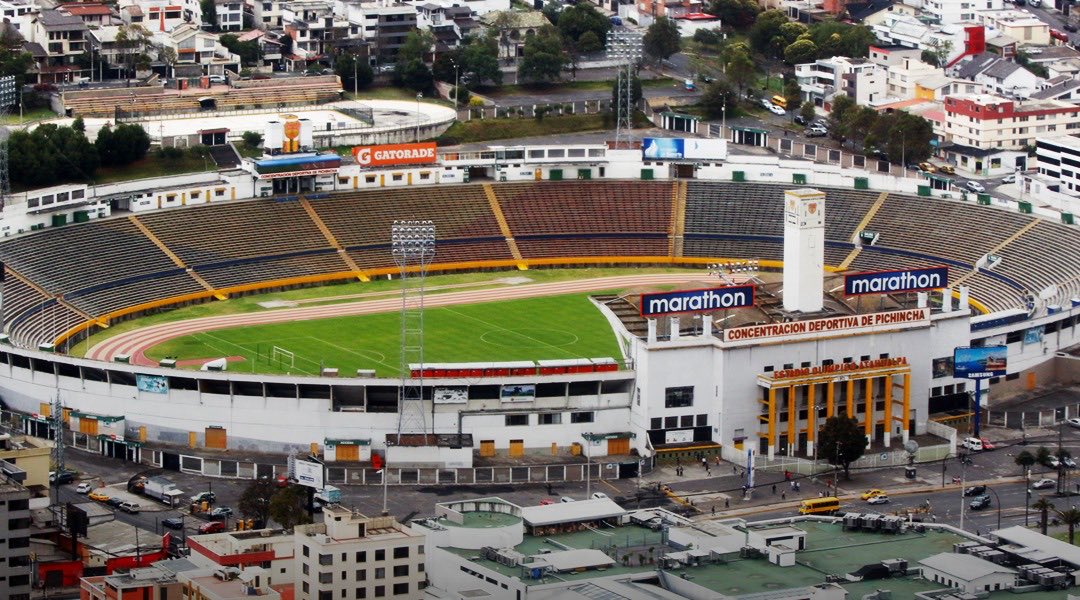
left=771, top=95, right=788, bottom=109
left=798, top=496, right=841, bottom=515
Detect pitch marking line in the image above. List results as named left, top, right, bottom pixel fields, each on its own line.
left=440, top=307, right=587, bottom=360
left=305, top=336, right=401, bottom=375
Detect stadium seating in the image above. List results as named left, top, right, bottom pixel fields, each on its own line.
left=495, top=181, right=672, bottom=235
left=8, top=301, right=84, bottom=349
left=196, top=251, right=350, bottom=289
left=64, top=271, right=206, bottom=316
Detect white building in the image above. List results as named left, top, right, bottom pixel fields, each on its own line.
left=119, top=0, right=202, bottom=32
left=951, top=53, right=1040, bottom=99
left=943, top=93, right=1080, bottom=149
left=884, top=58, right=942, bottom=101
left=294, top=505, right=426, bottom=600
left=252, top=0, right=284, bottom=28
left=977, top=8, right=1049, bottom=47
left=795, top=56, right=887, bottom=108
left=0, top=0, right=34, bottom=34
left=1035, top=134, right=1080, bottom=196
left=214, top=0, right=243, bottom=31
left=919, top=553, right=1016, bottom=594
left=924, top=0, right=1003, bottom=24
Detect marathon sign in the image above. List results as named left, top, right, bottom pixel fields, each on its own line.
left=844, top=266, right=949, bottom=296
left=723, top=307, right=930, bottom=344
left=640, top=285, right=755, bottom=317
left=352, top=142, right=437, bottom=167
left=772, top=357, right=909, bottom=380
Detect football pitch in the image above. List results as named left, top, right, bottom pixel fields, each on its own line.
left=143, top=293, right=623, bottom=377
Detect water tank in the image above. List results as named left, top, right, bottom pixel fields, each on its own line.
left=264, top=121, right=282, bottom=151
left=300, top=119, right=314, bottom=150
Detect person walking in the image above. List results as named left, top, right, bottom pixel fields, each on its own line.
left=772, top=484, right=777, bottom=494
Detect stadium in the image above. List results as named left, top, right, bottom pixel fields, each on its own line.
left=0, top=102, right=1077, bottom=470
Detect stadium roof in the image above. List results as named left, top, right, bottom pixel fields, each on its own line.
left=520, top=498, right=625, bottom=527
left=993, top=525, right=1080, bottom=568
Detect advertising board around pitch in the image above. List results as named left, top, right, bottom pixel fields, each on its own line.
left=953, top=345, right=1007, bottom=379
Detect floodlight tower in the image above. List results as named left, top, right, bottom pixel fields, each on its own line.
left=0, top=76, right=16, bottom=209
left=606, top=29, right=643, bottom=147
left=391, top=220, right=436, bottom=438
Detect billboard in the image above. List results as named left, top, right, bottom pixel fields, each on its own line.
left=352, top=142, right=437, bottom=167
left=500, top=384, right=535, bottom=403
left=723, top=307, right=930, bottom=344
left=136, top=374, right=169, bottom=394
left=434, top=386, right=468, bottom=404
left=641, top=138, right=727, bottom=160
left=1023, top=326, right=1044, bottom=346
left=640, top=285, right=755, bottom=317
left=844, top=266, right=949, bottom=296
left=953, top=345, right=1007, bottom=379
left=294, top=460, right=324, bottom=489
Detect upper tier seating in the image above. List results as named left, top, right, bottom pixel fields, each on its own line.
left=496, top=181, right=673, bottom=236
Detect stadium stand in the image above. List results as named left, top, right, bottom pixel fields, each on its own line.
left=64, top=271, right=206, bottom=316
left=495, top=181, right=672, bottom=236
left=197, top=250, right=350, bottom=289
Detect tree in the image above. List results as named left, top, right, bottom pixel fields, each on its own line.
left=115, top=24, right=152, bottom=78
left=201, top=0, right=217, bottom=30
left=397, top=30, right=434, bottom=65
left=219, top=34, right=259, bottom=66
left=1036, top=445, right=1052, bottom=467
left=1033, top=497, right=1055, bottom=535
left=799, top=101, right=816, bottom=124
left=701, top=79, right=736, bottom=119
left=748, top=10, right=787, bottom=56
left=708, top=0, right=760, bottom=29
left=783, top=77, right=801, bottom=111
left=519, top=26, right=567, bottom=83
left=0, top=27, right=33, bottom=91
left=693, top=28, right=723, bottom=46
left=238, top=479, right=275, bottom=525
left=72, top=117, right=85, bottom=133
left=784, top=39, right=817, bottom=65
left=644, top=17, right=681, bottom=64
left=159, top=46, right=178, bottom=76
left=335, top=54, right=373, bottom=92
left=242, top=130, right=263, bottom=148
left=923, top=38, right=953, bottom=68
left=9, top=123, right=99, bottom=187
left=461, top=36, right=503, bottom=86
left=818, top=416, right=867, bottom=479
left=828, top=94, right=856, bottom=141
left=1015, top=450, right=1036, bottom=476
left=268, top=485, right=312, bottom=530
left=96, top=123, right=150, bottom=166
left=1059, top=508, right=1080, bottom=545
left=557, top=3, right=610, bottom=49
left=722, top=43, right=756, bottom=94
left=397, top=59, right=433, bottom=93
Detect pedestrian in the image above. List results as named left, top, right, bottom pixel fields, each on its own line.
left=701, top=457, right=707, bottom=468
left=790, top=480, right=795, bottom=490
left=782, top=491, right=786, bottom=500
left=931, top=514, right=938, bottom=523
left=772, top=484, right=777, bottom=494
left=711, top=506, right=716, bottom=515
left=725, top=498, right=730, bottom=508
left=715, top=455, right=721, bottom=466
left=733, top=465, right=738, bottom=474
left=795, top=481, right=800, bottom=492
left=819, top=491, right=824, bottom=498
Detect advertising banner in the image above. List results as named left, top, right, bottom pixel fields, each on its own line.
left=642, top=138, right=728, bottom=160
left=723, top=307, right=929, bottom=344
left=1023, top=326, right=1044, bottom=346
left=640, top=285, right=755, bottom=317
left=136, top=374, right=169, bottom=394
left=953, top=345, right=1008, bottom=379
left=352, top=142, right=437, bottom=167
left=500, top=384, right=535, bottom=403
left=642, top=138, right=684, bottom=159
left=665, top=429, right=693, bottom=444
left=434, top=386, right=468, bottom=404
left=294, top=460, right=324, bottom=489
left=844, top=266, right=949, bottom=296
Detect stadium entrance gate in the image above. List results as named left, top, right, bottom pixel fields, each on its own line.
left=101, top=437, right=141, bottom=463
left=161, top=451, right=181, bottom=472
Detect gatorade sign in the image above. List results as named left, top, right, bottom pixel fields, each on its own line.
left=352, top=142, right=437, bottom=167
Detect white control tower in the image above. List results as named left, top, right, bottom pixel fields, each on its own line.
left=783, top=188, right=826, bottom=313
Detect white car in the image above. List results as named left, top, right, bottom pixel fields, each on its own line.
left=760, top=98, right=774, bottom=109
left=1066, top=417, right=1080, bottom=428
left=75, top=482, right=92, bottom=494
left=1047, top=456, right=1061, bottom=468
left=1001, top=173, right=1017, bottom=184
left=769, top=104, right=786, bottom=116
left=560, top=497, right=576, bottom=503
left=867, top=494, right=890, bottom=505
left=961, top=437, right=984, bottom=451
left=966, top=181, right=986, bottom=193
left=590, top=492, right=609, bottom=500
left=1032, top=478, right=1056, bottom=490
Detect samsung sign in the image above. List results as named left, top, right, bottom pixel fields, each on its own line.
left=844, top=266, right=949, bottom=296
left=640, top=285, right=754, bottom=317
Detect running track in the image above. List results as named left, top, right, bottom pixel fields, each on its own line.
left=86, top=274, right=705, bottom=365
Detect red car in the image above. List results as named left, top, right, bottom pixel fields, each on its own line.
left=199, top=521, right=226, bottom=534
left=979, top=438, right=996, bottom=451
left=1051, top=29, right=1069, bottom=42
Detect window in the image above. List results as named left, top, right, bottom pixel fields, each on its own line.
left=303, top=564, right=310, bottom=575
left=320, top=554, right=333, bottom=566
left=375, top=586, right=385, bottom=597
left=664, top=386, right=694, bottom=408
left=393, top=565, right=409, bottom=577
left=375, top=549, right=385, bottom=561
left=356, top=551, right=366, bottom=561
left=303, top=546, right=310, bottom=557
left=356, top=569, right=366, bottom=581
left=392, top=583, right=409, bottom=595
left=393, top=546, right=409, bottom=559
left=375, top=568, right=385, bottom=579
left=505, top=414, right=528, bottom=426
left=570, top=412, right=594, bottom=423
left=539, top=413, right=561, bottom=425
left=358, top=589, right=367, bottom=599
left=650, top=417, right=662, bottom=429
left=664, top=416, right=678, bottom=428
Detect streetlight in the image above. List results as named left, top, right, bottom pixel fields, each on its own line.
left=721, top=103, right=726, bottom=141
left=1025, top=468, right=1032, bottom=526
left=450, top=58, right=460, bottom=110
left=983, top=484, right=1002, bottom=532
left=415, top=92, right=422, bottom=142
left=583, top=433, right=593, bottom=498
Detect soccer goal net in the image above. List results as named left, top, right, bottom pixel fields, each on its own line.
left=271, top=346, right=295, bottom=369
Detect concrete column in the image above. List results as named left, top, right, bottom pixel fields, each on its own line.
left=902, top=373, right=911, bottom=444
left=702, top=316, right=712, bottom=338
left=647, top=319, right=657, bottom=343
left=767, top=387, right=776, bottom=460
left=864, top=378, right=873, bottom=444
left=883, top=374, right=893, bottom=448
left=826, top=381, right=835, bottom=421
left=959, top=286, right=970, bottom=310
left=787, top=385, right=796, bottom=455
left=846, top=379, right=854, bottom=418
left=669, top=317, right=680, bottom=340
left=807, top=383, right=816, bottom=457
left=942, top=288, right=953, bottom=312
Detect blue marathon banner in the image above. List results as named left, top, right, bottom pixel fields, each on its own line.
left=640, top=285, right=755, bottom=317
left=844, top=266, right=949, bottom=296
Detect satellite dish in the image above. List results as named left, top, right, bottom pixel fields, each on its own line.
left=904, top=440, right=920, bottom=456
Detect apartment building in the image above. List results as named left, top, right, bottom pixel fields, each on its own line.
left=187, top=526, right=297, bottom=582
left=294, top=505, right=426, bottom=600
left=795, top=56, right=887, bottom=108
left=284, top=0, right=350, bottom=64
left=27, top=9, right=88, bottom=83
left=924, top=0, right=1002, bottom=25
left=884, top=58, right=942, bottom=100
left=977, top=9, right=1049, bottom=46
left=0, top=0, right=35, bottom=34
left=81, top=560, right=281, bottom=600
left=337, top=0, right=416, bottom=62
left=1035, top=135, right=1080, bottom=196
left=215, top=0, right=244, bottom=31
left=253, top=0, right=284, bottom=27
left=0, top=473, right=31, bottom=600
left=118, top=0, right=202, bottom=32
left=943, top=93, right=1080, bottom=149
left=952, top=52, right=1040, bottom=99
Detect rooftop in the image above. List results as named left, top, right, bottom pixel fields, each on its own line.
left=919, top=552, right=1016, bottom=579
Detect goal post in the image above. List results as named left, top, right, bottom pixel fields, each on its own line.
left=271, top=346, right=295, bottom=369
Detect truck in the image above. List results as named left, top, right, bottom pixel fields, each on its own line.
left=143, top=476, right=185, bottom=505
left=313, top=485, right=341, bottom=509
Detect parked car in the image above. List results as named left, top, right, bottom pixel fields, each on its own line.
left=806, top=126, right=828, bottom=137
left=190, top=491, right=216, bottom=505
left=590, top=492, right=609, bottom=500
left=75, top=483, right=92, bottom=494
left=965, top=181, right=986, bottom=193
left=861, top=489, right=885, bottom=500
left=867, top=494, right=890, bottom=505
left=1029, top=0, right=1041, bottom=7
left=1031, top=478, right=1056, bottom=490
left=1051, top=28, right=1069, bottom=42
left=768, top=104, right=786, bottom=116
left=961, top=437, right=984, bottom=451
left=969, top=495, right=991, bottom=511
left=1046, top=456, right=1061, bottom=468
left=964, top=485, right=987, bottom=497
left=938, top=165, right=956, bottom=175
left=979, top=438, right=995, bottom=451
left=199, top=521, right=226, bottom=534
left=118, top=501, right=140, bottom=514
left=1066, top=22, right=1078, bottom=32
left=918, top=162, right=937, bottom=173
left=107, top=497, right=124, bottom=508
left=208, top=74, right=227, bottom=84
left=760, top=98, right=774, bottom=110
left=207, top=507, right=233, bottom=520
left=1001, top=173, right=1017, bottom=184
left=88, top=492, right=109, bottom=502
left=1067, top=417, right=1080, bottom=428
left=162, top=517, right=185, bottom=530
left=794, top=115, right=808, bottom=126
left=50, top=470, right=75, bottom=485
left=560, top=497, right=576, bottom=503
left=1065, top=456, right=1077, bottom=468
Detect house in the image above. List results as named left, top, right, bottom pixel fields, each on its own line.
left=28, top=9, right=89, bottom=83
left=941, top=144, right=1027, bottom=176
left=214, top=0, right=243, bottom=31
left=883, top=57, right=942, bottom=101
left=951, top=52, right=1040, bottom=99
left=0, top=0, right=35, bottom=35
left=155, top=23, right=239, bottom=75
left=1024, top=45, right=1080, bottom=66
left=1047, top=59, right=1080, bottom=79
left=1031, top=76, right=1080, bottom=101
left=58, top=3, right=115, bottom=27
left=868, top=44, right=922, bottom=68
left=942, top=93, right=1080, bottom=149
left=918, top=553, right=1016, bottom=594
left=845, top=0, right=917, bottom=26
left=977, top=9, right=1050, bottom=47
left=252, top=0, right=283, bottom=28
left=795, top=56, right=887, bottom=108
left=283, top=0, right=349, bottom=67
left=237, top=28, right=284, bottom=70
left=985, top=34, right=1017, bottom=59
left=915, top=74, right=983, bottom=100
left=416, top=2, right=479, bottom=50
left=480, top=9, right=547, bottom=59
left=925, top=0, right=1004, bottom=24
left=119, top=0, right=202, bottom=33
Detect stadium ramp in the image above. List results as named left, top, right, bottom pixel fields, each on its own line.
left=128, top=215, right=225, bottom=300
left=669, top=181, right=687, bottom=258
left=838, top=192, right=889, bottom=270
left=482, top=184, right=527, bottom=270
left=298, top=197, right=369, bottom=281
left=6, top=266, right=101, bottom=327
left=951, top=219, right=1041, bottom=288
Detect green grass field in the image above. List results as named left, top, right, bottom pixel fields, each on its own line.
left=144, top=293, right=623, bottom=376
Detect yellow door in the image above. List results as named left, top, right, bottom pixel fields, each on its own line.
left=335, top=444, right=360, bottom=462
left=204, top=427, right=227, bottom=449
left=479, top=440, right=496, bottom=457
left=535, top=168, right=542, bottom=181
left=508, top=440, right=524, bottom=457
left=79, top=419, right=98, bottom=436
left=39, top=403, right=51, bottom=417
left=606, top=438, right=630, bottom=456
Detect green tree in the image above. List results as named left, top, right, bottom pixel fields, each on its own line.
left=1058, top=508, right=1080, bottom=545
left=9, top=124, right=99, bottom=187
left=701, top=79, right=736, bottom=119
left=778, top=22, right=808, bottom=48
left=807, top=21, right=876, bottom=59
left=72, top=117, right=86, bottom=133
left=1015, top=450, right=1036, bottom=476
left=238, top=479, right=275, bottom=525
left=269, top=485, right=312, bottom=530
left=519, top=26, right=567, bottom=83
left=783, top=77, right=801, bottom=110
left=1036, top=445, right=1052, bottom=466
left=115, top=24, right=152, bottom=78
left=818, top=416, right=867, bottom=479
left=335, top=54, right=373, bottom=92
left=709, top=0, right=760, bottom=29
left=827, top=94, right=856, bottom=142
left=397, top=29, right=434, bottom=65
left=799, top=101, right=816, bottom=124
left=867, top=111, right=934, bottom=165
left=644, top=17, right=681, bottom=64
left=242, top=130, right=263, bottom=148
left=693, top=28, right=723, bottom=46
left=397, top=59, right=433, bottom=93
left=557, top=3, right=610, bottom=48
left=219, top=34, right=260, bottom=66
left=748, top=10, right=787, bottom=56
left=783, top=39, right=817, bottom=65
left=461, top=36, right=503, bottom=85
left=722, top=43, right=756, bottom=94
left=96, top=123, right=150, bottom=166
left=843, top=106, right=878, bottom=150
left=923, top=38, right=952, bottom=68
left=1034, top=497, right=1055, bottom=535
left=0, top=28, right=33, bottom=90
left=201, top=0, right=217, bottom=30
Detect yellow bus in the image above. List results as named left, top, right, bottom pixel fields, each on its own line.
left=771, top=95, right=788, bottom=109
left=798, top=496, right=841, bottom=515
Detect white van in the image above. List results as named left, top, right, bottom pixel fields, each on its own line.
left=962, top=437, right=984, bottom=451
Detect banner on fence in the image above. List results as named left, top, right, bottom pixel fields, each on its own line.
left=136, top=374, right=169, bottom=394
left=1024, top=326, right=1044, bottom=346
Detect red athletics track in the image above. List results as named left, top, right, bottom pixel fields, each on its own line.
left=85, top=273, right=709, bottom=366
